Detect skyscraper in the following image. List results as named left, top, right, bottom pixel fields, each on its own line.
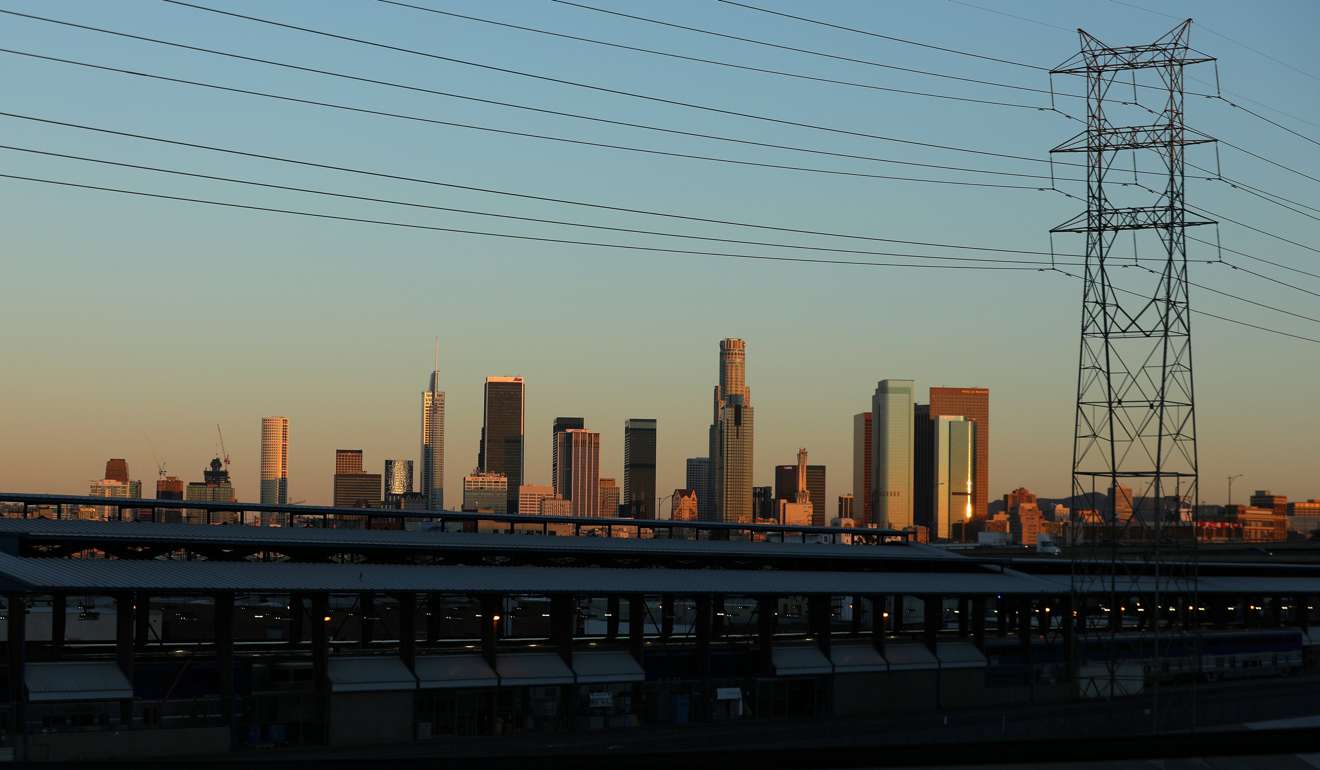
left=335, top=449, right=364, bottom=475
left=421, top=342, right=445, bottom=511
left=932, top=416, right=975, bottom=540
left=774, top=461, right=827, bottom=526
left=872, top=379, right=915, bottom=530
left=753, top=485, right=775, bottom=521
left=517, top=484, right=556, bottom=517
left=913, top=404, right=934, bottom=530
left=708, top=338, right=754, bottom=523
left=90, top=475, right=142, bottom=520
left=599, top=477, right=620, bottom=518
left=479, top=376, right=525, bottom=513
left=384, top=459, right=414, bottom=495
left=929, top=387, right=990, bottom=521
left=556, top=428, right=601, bottom=518
left=104, top=458, right=129, bottom=484
left=776, top=448, right=813, bottom=527
left=852, top=412, right=873, bottom=525
left=686, top=457, right=711, bottom=521
left=260, top=416, right=289, bottom=506
left=551, top=417, right=584, bottom=498
left=623, top=419, right=657, bottom=519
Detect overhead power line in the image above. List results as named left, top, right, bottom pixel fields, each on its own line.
left=4, top=168, right=1312, bottom=343
left=0, top=143, right=1064, bottom=266
left=158, top=0, right=1063, bottom=167
left=0, top=11, right=1063, bottom=183
left=0, top=171, right=1043, bottom=272
left=709, top=0, right=1047, bottom=71
left=0, top=110, right=1205, bottom=264
left=0, top=47, right=1045, bottom=191
left=376, top=0, right=1054, bottom=109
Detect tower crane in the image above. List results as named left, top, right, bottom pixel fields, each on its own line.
left=216, top=424, right=231, bottom=471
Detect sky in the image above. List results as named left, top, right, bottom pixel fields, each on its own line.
left=1, top=0, right=1317, bottom=510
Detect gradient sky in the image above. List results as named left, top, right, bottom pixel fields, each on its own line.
left=1, top=0, right=1317, bottom=510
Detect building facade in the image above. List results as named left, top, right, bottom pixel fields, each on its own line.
left=335, top=450, right=364, bottom=475
left=838, top=494, right=854, bottom=518
left=928, top=387, right=990, bottom=522
left=671, top=489, right=698, bottom=521
left=551, top=417, right=584, bottom=498
left=599, top=477, right=620, bottom=518
left=1250, top=490, right=1288, bottom=516
left=913, top=404, right=933, bottom=531
left=480, top=377, right=525, bottom=513
left=421, top=350, right=445, bottom=512
left=517, top=484, right=556, bottom=517
left=556, top=429, right=601, bottom=518
left=384, top=459, right=414, bottom=496
left=260, top=416, right=289, bottom=506
left=686, top=457, right=711, bottom=522
left=186, top=458, right=236, bottom=506
left=462, top=471, right=508, bottom=514
left=932, top=416, right=974, bottom=541
left=872, top=379, right=915, bottom=531
left=708, top=338, right=754, bottom=524
left=852, top=412, right=873, bottom=526
left=623, top=418, right=657, bottom=519
left=1287, top=499, right=1320, bottom=537
left=104, top=458, right=129, bottom=484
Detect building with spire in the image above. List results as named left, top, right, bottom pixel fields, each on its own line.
left=777, top=448, right=814, bottom=527
left=707, top=338, right=754, bottom=524
left=421, top=340, right=445, bottom=511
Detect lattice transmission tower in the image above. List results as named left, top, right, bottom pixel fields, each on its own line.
left=1050, top=21, right=1215, bottom=716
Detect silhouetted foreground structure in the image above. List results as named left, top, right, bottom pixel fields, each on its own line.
left=0, top=493, right=1317, bottom=762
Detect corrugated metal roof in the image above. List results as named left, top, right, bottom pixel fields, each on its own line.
left=0, top=553, right=1055, bottom=595
left=0, top=518, right=963, bottom=563
left=25, top=661, right=133, bottom=702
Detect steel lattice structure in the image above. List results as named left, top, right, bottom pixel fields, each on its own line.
left=1050, top=21, right=1215, bottom=722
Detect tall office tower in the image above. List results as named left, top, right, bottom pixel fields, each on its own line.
left=776, top=448, right=814, bottom=526
left=599, top=477, right=620, bottom=518
left=912, top=404, right=934, bottom=530
left=556, top=428, right=601, bottom=518
left=517, top=484, right=555, bottom=517
left=708, top=338, right=754, bottom=523
left=753, top=485, right=775, bottom=521
left=852, top=412, right=873, bottom=525
left=260, top=416, right=289, bottom=506
left=686, top=457, right=712, bottom=522
left=671, top=489, right=699, bottom=521
left=838, top=494, right=855, bottom=518
left=480, top=376, right=525, bottom=512
left=421, top=342, right=446, bottom=511
left=623, top=418, right=657, bottom=519
left=872, top=379, right=915, bottom=530
left=551, top=417, right=584, bottom=497
left=186, top=458, right=236, bottom=511
left=774, top=461, right=828, bottom=526
left=155, top=475, right=185, bottom=524
left=333, top=472, right=382, bottom=509
left=932, top=416, right=975, bottom=540
left=928, top=387, right=990, bottom=521
left=104, top=458, right=130, bottom=484
left=335, top=449, right=364, bottom=475
left=462, top=470, right=508, bottom=514
left=384, top=459, right=414, bottom=495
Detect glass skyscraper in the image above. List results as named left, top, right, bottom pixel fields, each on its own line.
left=708, top=338, right=754, bottom=524
left=623, top=418, right=657, bottom=519
left=933, top=416, right=975, bottom=540
left=872, top=379, right=915, bottom=531
left=421, top=344, right=445, bottom=511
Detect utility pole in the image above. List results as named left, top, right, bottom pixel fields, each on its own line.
left=1227, top=474, right=1243, bottom=508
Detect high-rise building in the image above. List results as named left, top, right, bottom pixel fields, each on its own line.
left=1250, top=490, right=1288, bottom=516
left=599, top=477, right=621, bottom=518
left=90, top=478, right=142, bottom=520
left=154, top=475, right=184, bottom=524
left=462, top=470, right=508, bottom=514
left=774, top=461, right=826, bottom=526
left=928, top=387, right=990, bottom=521
left=872, top=379, right=915, bottom=530
left=556, top=429, right=601, bottom=518
left=753, top=485, right=775, bottom=521
left=623, top=418, right=657, bottom=519
left=421, top=342, right=446, bottom=511
left=686, top=457, right=712, bottom=521
left=551, top=417, right=584, bottom=498
left=932, top=416, right=974, bottom=541
left=104, top=458, right=129, bottom=484
left=384, top=459, right=414, bottom=495
left=1004, top=487, right=1038, bottom=512
left=838, top=493, right=855, bottom=518
left=852, top=412, right=873, bottom=525
left=671, top=489, right=698, bottom=521
left=335, top=449, right=364, bottom=475
left=540, top=497, right=571, bottom=517
left=186, top=458, right=236, bottom=505
left=518, top=484, right=556, bottom=517
left=777, top=448, right=814, bottom=527
left=260, top=416, right=289, bottom=506
left=480, top=377, right=525, bottom=513
left=708, top=338, right=754, bottom=523
left=913, top=404, right=934, bottom=531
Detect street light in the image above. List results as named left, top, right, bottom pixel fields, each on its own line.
left=1227, top=474, right=1244, bottom=507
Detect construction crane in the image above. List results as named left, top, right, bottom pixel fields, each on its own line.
left=216, top=424, right=231, bottom=471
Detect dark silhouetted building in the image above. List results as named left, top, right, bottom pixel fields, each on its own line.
left=852, top=412, right=873, bottom=525
left=686, top=457, right=711, bottom=523
left=753, top=485, right=775, bottom=521
left=480, top=377, right=525, bottom=513
left=624, top=418, right=657, bottom=519
left=551, top=417, right=584, bottom=498
left=774, top=462, right=827, bottom=526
